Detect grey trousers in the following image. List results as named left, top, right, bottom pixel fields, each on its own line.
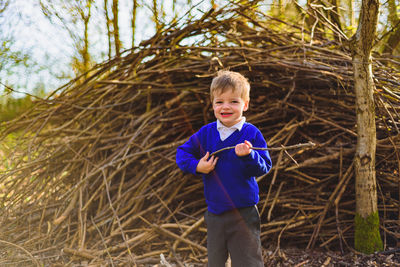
left=204, top=206, right=264, bottom=267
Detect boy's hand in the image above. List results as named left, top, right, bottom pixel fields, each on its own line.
left=235, top=140, right=253, bottom=156
left=196, top=152, right=218, bottom=174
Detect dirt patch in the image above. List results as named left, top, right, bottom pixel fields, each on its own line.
left=263, top=248, right=400, bottom=267
left=135, top=248, right=400, bottom=267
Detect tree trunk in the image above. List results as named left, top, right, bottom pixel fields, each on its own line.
left=152, top=0, right=161, bottom=32
left=112, top=0, right=121, bottom=57
left=382, top=0, right=400, bottom=55
left=131, top=0, right=137, bottom=47
left=104, top=0, right=112, bottom=59
left=348, top=0, right=355, bottom=30
left=329, top=0, right=343, bottom=33
left=349, top=0, right=383, bottom=254
left=383, top=27, right=400, bottom=55
left=82, top=1, right=92, bottom=76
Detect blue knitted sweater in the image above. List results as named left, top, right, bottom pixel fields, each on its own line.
left=176, top=121, right=272, bottom=214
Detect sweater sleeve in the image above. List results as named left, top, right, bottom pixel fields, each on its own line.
left=176, top=132, right=203, bottom=175
left=239, top=129, right=272, bottom=177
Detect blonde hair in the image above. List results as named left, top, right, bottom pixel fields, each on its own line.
left=210, top=70, right=250, bottom=102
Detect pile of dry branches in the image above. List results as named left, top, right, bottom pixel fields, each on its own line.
left=1, top=3, right=400, bottom=266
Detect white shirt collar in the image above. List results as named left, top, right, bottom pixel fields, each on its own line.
left=217, top=117, right=246, bottom=131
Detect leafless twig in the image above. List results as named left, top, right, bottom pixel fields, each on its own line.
left=210, top=142, right=316, bottom=157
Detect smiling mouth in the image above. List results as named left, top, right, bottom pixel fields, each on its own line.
left=221, top=113, right=232, bottom=117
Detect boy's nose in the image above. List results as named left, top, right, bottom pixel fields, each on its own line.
left=222, top=102, right=230, bottom=108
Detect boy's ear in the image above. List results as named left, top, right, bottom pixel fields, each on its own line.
left=243, top=100, right=249, bottom=111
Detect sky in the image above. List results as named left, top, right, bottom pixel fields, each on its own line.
left=0, top=1, right=72, bottom=96
left=0, top=0, right=371, bottom=98
left=0, top=0, right=213, bottom=98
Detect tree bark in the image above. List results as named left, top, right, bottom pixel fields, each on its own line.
left=152, top=0, right=161, bottom=32
left=104, top=0, right=112, bottom=59
left=347, top=0, right=355, bottom=31
left=112, top=0, right=121, bottom=57
left=329, top=0, right=343, bottom=33
left=81, top=0, right=92, bottom=76
left=382, top=0, right=400, bottom=55
left=349, top=0, right=383, bottom=254
left=131, top=0, right=137, bottom=47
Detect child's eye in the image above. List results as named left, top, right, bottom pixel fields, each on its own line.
left=215, top=101, right=223, bottom=104
left=231, top=100, right=239, bottom=103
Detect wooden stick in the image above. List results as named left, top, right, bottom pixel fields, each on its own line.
left=268, top=181, right=285, bottom=221
left=152, top=224, right=207, bottom=253
left=209, top=141, right=315, bottom=157
left=172, top=217, right=205, bottom=251
left=63, top=247, right=98, bottom=260
left=307, top=163, right=354, bottom=249
left=285, top=148, right=354, bottom=171
left=0, top=239, right=41, bottom=267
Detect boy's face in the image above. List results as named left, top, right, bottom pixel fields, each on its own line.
left=212, top=89, right=249, bottom=127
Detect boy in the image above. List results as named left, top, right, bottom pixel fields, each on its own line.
left=176, top=70, right=272, bottom=267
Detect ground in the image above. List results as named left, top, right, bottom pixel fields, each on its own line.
left=146, top=248, right=400, bottom=267
left=263, top=248, right=400, bottom=267
left=3, top=245, right=400, bottom=266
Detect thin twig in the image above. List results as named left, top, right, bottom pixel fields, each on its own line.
left=209, top=141, right=315, bottom=157
left=0, top=239, right=41, bottom=267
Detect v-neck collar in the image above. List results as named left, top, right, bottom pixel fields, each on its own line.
left=215, top=122, right=247, bottom=144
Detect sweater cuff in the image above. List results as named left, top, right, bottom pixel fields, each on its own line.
left=189, top=159, right=200, bottom=175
